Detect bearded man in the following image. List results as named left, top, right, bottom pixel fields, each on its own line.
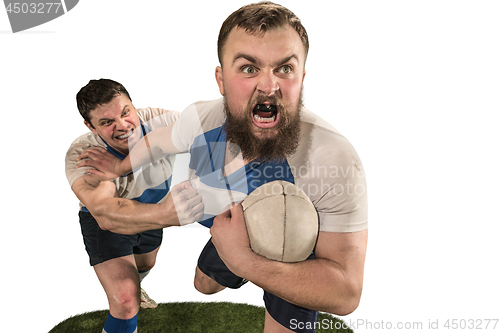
left=78, top=2, right=368, bottom=332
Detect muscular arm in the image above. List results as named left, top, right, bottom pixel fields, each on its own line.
left=72, top=175, right=202, bottom=235
left=211, top=205, right=368, bottom=316
left=247, top=231, right=367, bottom=315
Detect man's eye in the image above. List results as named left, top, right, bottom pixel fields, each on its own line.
left=101, top=120, right=112, bottom=126
left=278, top=65, right=292, bottom=74
left=242, top=66, right=256, bottom=74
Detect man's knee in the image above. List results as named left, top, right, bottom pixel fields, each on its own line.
left=110, top=280, right=141, bottom=315
left=193, top=266, right=226, bottom=295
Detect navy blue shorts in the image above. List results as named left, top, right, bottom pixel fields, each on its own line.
left=197, top=238, right=319, bottom=333
left=79, top=211, right=163, bottom=266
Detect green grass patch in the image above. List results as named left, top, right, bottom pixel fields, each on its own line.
left=49, top=302, right=353, bottom=332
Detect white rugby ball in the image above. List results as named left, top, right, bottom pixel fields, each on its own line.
left=242, top=180, right=319, bottom=262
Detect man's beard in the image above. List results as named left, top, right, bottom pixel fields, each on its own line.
left=222, top=91, right=303, bottom=163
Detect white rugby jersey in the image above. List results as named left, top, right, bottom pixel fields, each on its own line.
left=172, top=99, right=367, bottom=233
left=65, top=108, right=180, bottom=211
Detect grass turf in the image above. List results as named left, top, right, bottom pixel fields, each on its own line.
left=49, top=302, right=353, bottom=332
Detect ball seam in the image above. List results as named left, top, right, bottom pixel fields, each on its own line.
left=243, top=192, right=312, bottom=211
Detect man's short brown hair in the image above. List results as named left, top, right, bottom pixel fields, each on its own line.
left=217, top=1, right=309, bottom=66
left=76, top=79, right=132, bottom=126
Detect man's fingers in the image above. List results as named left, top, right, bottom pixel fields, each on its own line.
left=172, top=186, right=200, bottom=202
left=217, top=208, right=232, bottom=220
left=175, top=191, right=202, bottom=212
left=177, top=198, right=205, bottom=226
left=76, top=159, right=94, bottom=168
left=192, top=201, right=205, bottom=221
left=77, top=159, right=101, bottom=171
left=183, top=180, right=195, bottom=190
left=230, top=203, right=243, bottom=219
left=213, top=203, right=243, bottom=227
left=77, top=147, right=108, bottom=161
left=178, top=180, right=194, bottom=189
left=169, top=185, right=182, bottom=196
left=83, top=146, right=107, bottom=153
left=85, top=168, right=106, bottom=178
left=170, top=180, right=194, bottom=195
left=186, top=193, right=202, bottom=207
left=179, top=186, right=196, bottom=196
left=76, top=152, right=89, bottom=161
left=170, top=180, right=204, bottom=226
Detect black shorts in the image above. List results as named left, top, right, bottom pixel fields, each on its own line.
left=197, top=238, right=319, bottom=333
left=79, top=211, right=163, bottom=266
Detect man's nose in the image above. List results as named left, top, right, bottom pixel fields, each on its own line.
left=115, top=117, right=128, bottom=130
left=257, top=70, right=279, bottom=96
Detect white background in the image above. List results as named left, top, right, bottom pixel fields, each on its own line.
left=1, top=1, right=499, bottom=332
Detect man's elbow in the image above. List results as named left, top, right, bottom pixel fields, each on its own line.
left=335, top=293, right=361, bottom=316
left=328, top=284, right=363, bottom=316
left=89, top=204, right=113, bottom=231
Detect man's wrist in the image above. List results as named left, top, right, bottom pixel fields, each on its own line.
left=117, top=159, right=130, bottom=176
left=227, top=246, right=261, bottom=279
left=117, top=160, right=125, bottom=176
left=159, top=194, right=180, bottom=228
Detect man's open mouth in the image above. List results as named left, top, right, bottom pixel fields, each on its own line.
left=252, top=104, right=280, bottom=129
left=116, top=129, right=134, bottom=140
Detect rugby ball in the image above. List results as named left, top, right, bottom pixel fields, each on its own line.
left=242, top=180, right=319, bottom=262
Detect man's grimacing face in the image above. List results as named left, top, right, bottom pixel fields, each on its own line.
left=215, top=25, right=307, bottom=161
left=85, top=94, right=141, bottom=155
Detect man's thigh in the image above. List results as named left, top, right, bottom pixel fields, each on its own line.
left=197, top=237, right=318, bottom=332
left=79, top=211, right=162, bottom=266
left=197, top=238, right=247, bottom=289
left=79, top=211, right=137, bottom=266
left=134, top=245, right=161, bottom=272
left=265, top=309, right=294, bottom=333
left=264, top=291, right=319, bottom=333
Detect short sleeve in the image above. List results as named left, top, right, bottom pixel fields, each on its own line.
left=292, top=113, right=368, bottom=233
left=64, top=133, right=106, bottom=188
left=314, top=139, right=367, bottom=233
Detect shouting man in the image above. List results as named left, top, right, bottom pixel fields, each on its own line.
left=78, top=3, right=368, bottom=332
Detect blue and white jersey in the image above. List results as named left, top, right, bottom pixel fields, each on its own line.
left=65, top=108, right=180, bottom=211
left=172, top=99, right=367, bottom=233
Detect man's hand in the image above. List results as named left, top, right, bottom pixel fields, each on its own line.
left=77, top=147, right=123, bottom=179
left=210, top=204, right=255, bottom=276
left=165, top=180, right=205, bottom=226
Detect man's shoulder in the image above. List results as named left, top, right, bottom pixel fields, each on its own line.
left=291, top=106, right=364, bottom=184
left=298, top=107, right=356, bottom=155
left=291, top=108, right=368, bottom=233
left=65, top=132, right=105, bottom=188
left=171, top=98, right=225, bottom=152
left=191, top=98, right=225, bottom=129
left=68, top=131, right=103, bottom=151
left=192, top=98, right=224, bottom=111
left=136, top=107, right=180, bottom=128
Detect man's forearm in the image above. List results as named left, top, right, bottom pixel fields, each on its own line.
left=119, top=125, right=179, bottom=176
left=91, top=197, right=177, bottom=235
left=237, top=253, right=361, bottom=315
left=210, top=205, right=365, bottom=315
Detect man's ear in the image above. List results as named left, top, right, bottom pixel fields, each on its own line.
left=84, top=121, right=98, bottom=135
left=215, top=66, right=225, bottom=96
